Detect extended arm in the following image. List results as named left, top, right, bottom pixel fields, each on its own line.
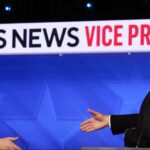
left=80, top=109, right=138, bottom=135
left=111, top=114, right=139, bottom=134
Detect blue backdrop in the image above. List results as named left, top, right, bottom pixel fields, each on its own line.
left=0, top=53, right=149, bottom=149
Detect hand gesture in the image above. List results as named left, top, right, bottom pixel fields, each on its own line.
left=80, top=109, right=109, bottom=132
left=0, top=137, right=21, bottom=150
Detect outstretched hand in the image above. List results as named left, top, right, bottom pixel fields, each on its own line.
left=0, top=137, right=21, bottom=150
left=80, top=109, right=109, bottom=132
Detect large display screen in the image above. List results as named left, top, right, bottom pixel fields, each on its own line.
left=0, top=53, right=149, bottom=149
left=0, top=19, right=150, bottom=54
left=0, top=20, right=150, bottom=149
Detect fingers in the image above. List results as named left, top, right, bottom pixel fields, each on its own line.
left=80, top=122, right=91, bottom=130
left=80, top=118, right=93, bottom=126
left=5, top=137, right=21, bottom=150
left=11, top=143, right=21, bottom=150
left=85, top=128, right=96, bottom=132
left=80, top=120, right=97, bottom=132
left=7, top=137, right=19, bottom=142
left=80, top=109, right=103, bottom=133
left=81, top=123, right=95, bottom=132
left=88, top=109, right=98, bottom=116
left=6, top=144, right=20, bottom=150
left=81, top=125, right=94, bottom=132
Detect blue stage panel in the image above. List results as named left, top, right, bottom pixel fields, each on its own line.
left=0, top=53, right=149, bottom=149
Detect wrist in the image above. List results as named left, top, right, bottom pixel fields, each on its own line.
left=104, top=115, right=109, bottom=126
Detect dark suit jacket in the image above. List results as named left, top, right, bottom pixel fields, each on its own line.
left=110, top=92, right=150, bottom=147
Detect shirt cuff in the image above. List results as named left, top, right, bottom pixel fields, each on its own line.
left=108, top=115, right=111, bottom=128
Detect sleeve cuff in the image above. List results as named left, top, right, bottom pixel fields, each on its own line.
left=108, top=115, right=111, bottom=128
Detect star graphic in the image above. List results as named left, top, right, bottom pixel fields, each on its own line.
left=103, top=66, right=150, bottom=114
left=5, top=83, right=81, bottom=149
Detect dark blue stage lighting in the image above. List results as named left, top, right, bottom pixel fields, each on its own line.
left=86, top=2, right=93, bottom=8
left=4, top=5, right=12, bottom=12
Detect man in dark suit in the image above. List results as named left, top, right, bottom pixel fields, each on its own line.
left=80, top=92, right=150, bottom=147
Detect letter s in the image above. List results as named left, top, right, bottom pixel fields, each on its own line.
left=67, top=27, right=79, bottom=47
left=0, top=29, right=6, bottom=48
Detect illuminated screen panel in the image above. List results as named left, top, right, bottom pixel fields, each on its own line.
left=0, top=53, right=149, bottom=149
left=0, top=19, right=150, bottom=149
left=0, top=19, right=150, bottom=54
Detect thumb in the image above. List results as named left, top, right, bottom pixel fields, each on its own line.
left=88, top=109, right=98, bottom=116
left=7, top=137, right=19, bottom=141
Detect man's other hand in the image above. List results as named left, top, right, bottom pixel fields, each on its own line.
left=0, top=137, right=21, bottom=150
